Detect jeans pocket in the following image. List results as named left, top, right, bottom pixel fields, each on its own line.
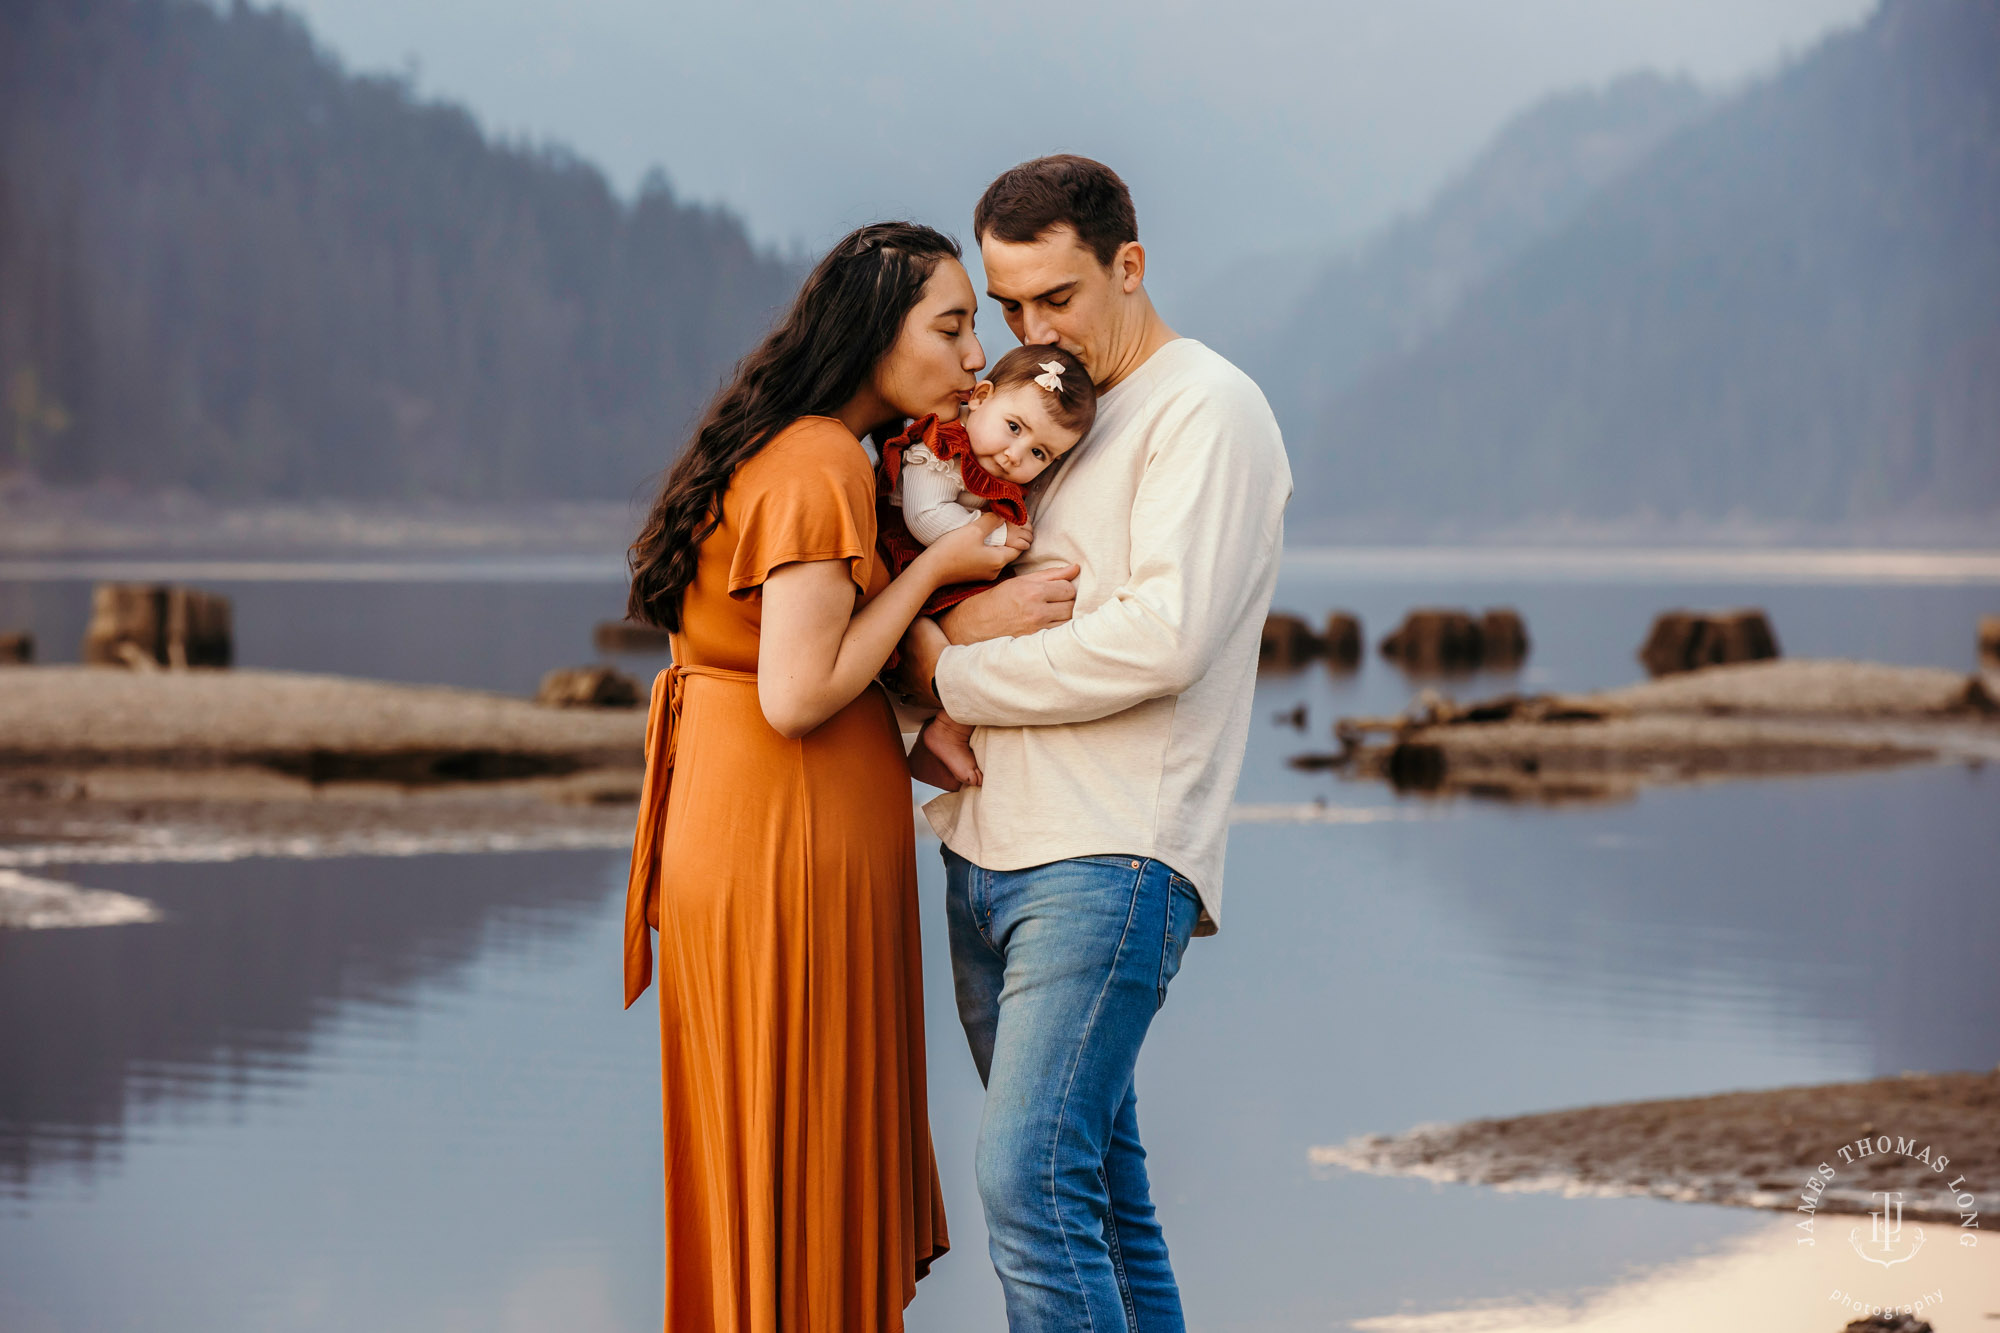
left=1157, top=875, right=1201, bottom=1007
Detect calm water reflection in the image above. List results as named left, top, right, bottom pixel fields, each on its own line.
left=1, top=555, right=1996, bottom=1330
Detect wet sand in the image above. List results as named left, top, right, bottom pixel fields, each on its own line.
left=1313, top=1069, right=1999, bottom=1223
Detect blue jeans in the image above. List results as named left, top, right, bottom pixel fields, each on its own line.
left=944, top=846, right=1203, bottom=1333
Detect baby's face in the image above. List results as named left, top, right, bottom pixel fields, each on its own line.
left=962, top=382, right=1081, bottom=485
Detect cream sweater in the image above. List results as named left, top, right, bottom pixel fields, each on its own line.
left=927, top=339, right=1290, bottom=933
left=897, top=444, right=1013, bottom=547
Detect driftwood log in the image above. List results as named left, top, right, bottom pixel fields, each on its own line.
left=0, top=631, right=31, bottom=665
left=81, top=584, right=232, bottom=669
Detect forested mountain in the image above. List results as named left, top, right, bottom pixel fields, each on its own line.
left=1287, top=0, right=2000, bottom=538
left=0, top=0, right=797, bottom=500
left=1213, top=73, right=1705, bottom=437
left=6, top=0, right=1989, bottom=534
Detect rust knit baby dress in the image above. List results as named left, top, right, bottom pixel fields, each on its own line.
left=623, top=415, right=949, bottom=1330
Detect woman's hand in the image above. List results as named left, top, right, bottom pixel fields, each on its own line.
left=919, top=513, right=1030, bottom=586
left=756, top=515, right=1027, bottom=740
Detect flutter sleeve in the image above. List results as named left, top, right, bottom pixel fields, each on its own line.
left=726, top=421, right=876, bottom=599
left=899, top=448, right=989, bottom=546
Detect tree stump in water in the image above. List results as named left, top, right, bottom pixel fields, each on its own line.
left=1259, top=612, right=1322, bottom=670
left=594, top=620, right=674, bottom=654
left=1381, top=609, right=1480, bottom=672
left=1322, top=612, right=1363, bottom=668
left=1379, top=607, right=1531, bottom=673
left=1638, top=608, right=1780, bottom=676
left=1478, top=608, right=1529, bottom=666
left=81, top=584, right=232, bottom=669
left=537, top=665, right=641, bottom=708
left=1260, top=610, right=1366, bottom=671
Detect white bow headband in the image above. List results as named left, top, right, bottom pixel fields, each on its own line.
left=1033, top=360, right=1066, bottom=393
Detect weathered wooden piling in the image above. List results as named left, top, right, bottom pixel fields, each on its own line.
left=81, top=584, right=232, bottom=668
left=1380, top=607, right=1530, bottom=672
left=1478, top=608, right=1529, bottom=665
left=594, top=620, right=674, bottom=654
left=1321, top=612, right=1363, bottom=667
left=536, top=665, right=641, bottom=708
left=1638, top=608, right=1779, bottom=676
left=1259, top=613, right=1321, bottom=669
left=1259, top=610, right=1366, bottom=671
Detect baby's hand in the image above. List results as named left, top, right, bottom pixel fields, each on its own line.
left=984, top=521, right=1035, bottom=548
left=924, top=514, right=1027, bottom=584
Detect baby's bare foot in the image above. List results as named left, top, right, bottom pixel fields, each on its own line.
left=922, top=716, right=982, bottom=787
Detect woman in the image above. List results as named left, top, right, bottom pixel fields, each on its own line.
left=622, top=222, right=1018, bottom=1331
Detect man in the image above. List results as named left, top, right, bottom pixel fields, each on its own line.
left=900, top=155, right=1291, bottom=1331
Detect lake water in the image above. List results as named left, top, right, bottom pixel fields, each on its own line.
left=2, top=549, right=1997, bottom=1331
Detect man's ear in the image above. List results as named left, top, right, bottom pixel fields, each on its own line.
left=1115, top=240, right=1146, bottom=294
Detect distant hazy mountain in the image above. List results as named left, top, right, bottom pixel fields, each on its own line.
left=1289, top=0, right=2000, bottom=538
left=1195, top=72, right=1706, bottom=436
left=0, top=0, right=797, bottom=501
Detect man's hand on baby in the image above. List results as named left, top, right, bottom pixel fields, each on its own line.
left=939, top=563, right=1079, bottom=643
left=922, top=513, right=1026, bottom=585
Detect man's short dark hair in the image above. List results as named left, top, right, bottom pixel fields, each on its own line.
left=973, top=155, right=1138, bottom=268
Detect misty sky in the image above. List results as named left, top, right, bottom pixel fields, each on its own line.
left=283, top=0, right=1874, bottom=309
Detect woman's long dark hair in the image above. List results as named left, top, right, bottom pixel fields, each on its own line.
left=626, top=222, right=962, bottom=630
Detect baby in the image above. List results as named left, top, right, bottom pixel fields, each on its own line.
left=878, top=344, right=1097, bottom=786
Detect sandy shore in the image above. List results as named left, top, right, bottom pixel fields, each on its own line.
left=1328, top=658, right=2000, bottom=800
left=0, top=663, right=649, bottom=928
left=0, top=661, right=1433, bottom=929
left=0, top=766, right=646, bottom=928
left=0, top=665, right=647, bottom=780
left=1313, top=1069, right=1999, bottom=1223
left=0, top=666, right=657, bottom=926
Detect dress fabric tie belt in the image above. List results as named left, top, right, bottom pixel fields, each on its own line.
left=623, top=662, right=759, bottom=1008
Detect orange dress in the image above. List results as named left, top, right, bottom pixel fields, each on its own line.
left=623, top=416, right=949, bottom=1330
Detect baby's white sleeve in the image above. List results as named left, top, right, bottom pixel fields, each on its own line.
left=899, top=452, right=986, bottom=546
